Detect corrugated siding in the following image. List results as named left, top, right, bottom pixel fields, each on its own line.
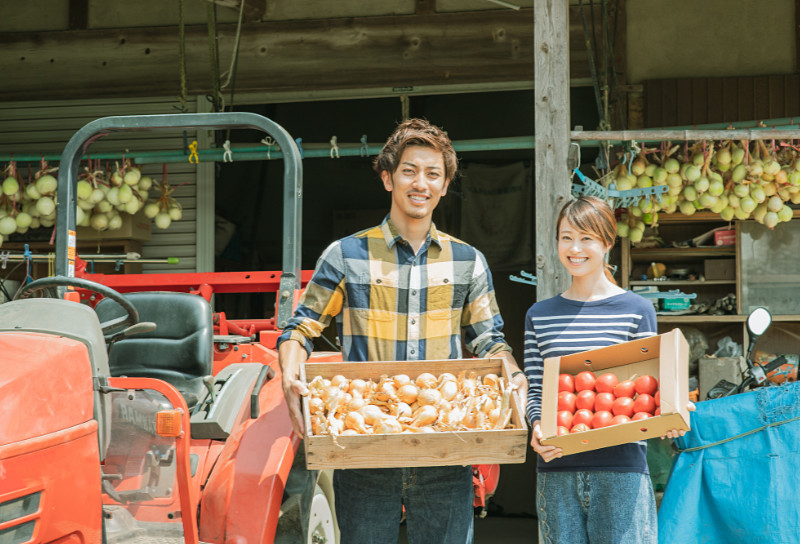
left=644, top=74, right=800, bottom=127
left=0, top=96, right=200, bottom=273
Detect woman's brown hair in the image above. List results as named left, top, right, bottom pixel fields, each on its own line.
left=556, top=195, right=618, bottom=284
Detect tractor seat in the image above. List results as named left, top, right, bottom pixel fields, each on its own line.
left=95, top=292, right=213, bottom=409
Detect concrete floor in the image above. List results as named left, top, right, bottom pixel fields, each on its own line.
left=399, top=516, right=539, bottom=543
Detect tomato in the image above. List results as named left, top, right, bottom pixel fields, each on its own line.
left=557, top=425, right=570, bottom=436
left=558, top=373, right=575, bottom=393
left=610, top=414, right=631, bottom=425
left=557, top=391, right=577, bottom=413
left=572, top=408, right=594, bottom=428
left=611, top=396, right=635, bottom=417
left=591, top=410, right=613, bottom=429
left=574, top=371, right=597, bottom=392
left=557, top=410, right=574, bottom=429
left=613, top=379, right=636, bottom=398
left=570, top=422, right=591, bottom=433
left=633, top=393, right=656, bottom=414
left=634, top=375, right=659, bottom=396
left=632, top=412, right=652, bottom=421
left=575, top=390, right=596, bottom=411
left=594, top=372, right=619, bottom=394
left=594, top=392, right=615, bottom=412
left=654, top=390, right=660, bottom=406
left=655, top=407, right=661, bottom=416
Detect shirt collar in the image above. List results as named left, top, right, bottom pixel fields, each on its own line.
left=380, top=215, right=443, bottom=250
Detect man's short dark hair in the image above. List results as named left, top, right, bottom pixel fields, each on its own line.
left=373, top=118, right=458, bottom=181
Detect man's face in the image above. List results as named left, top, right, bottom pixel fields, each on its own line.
left=381, top=145, right=450, bottom=221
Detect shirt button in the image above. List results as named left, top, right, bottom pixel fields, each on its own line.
left=412, top=290, right=417, bottom=296
left=376, top=278, right=382, bottom=284
left=411, top=319, right=416, bottom=325
left=410, top=349, right=416, bottom=355
left=443, top=278, right=449, bottom=283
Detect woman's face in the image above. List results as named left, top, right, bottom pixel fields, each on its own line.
left=557, top=218, right=611, bottom=279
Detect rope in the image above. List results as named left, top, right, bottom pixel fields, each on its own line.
left=221, top=0, right=245, bottom=89
left=177, top=0, right=188, bottom=113
left=677, top=414, right=800, bottom=453
left=206, top=2, right=222, bottom=112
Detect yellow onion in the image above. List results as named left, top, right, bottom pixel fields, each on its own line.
left=374, top=416, right=402, bottom=434
left=397, top=383, right=419, bottom=404
left=410, top=405, right=438, bottom=427
left=392, top=374, right=412, bottom=387
left=415, top=373, right=438, bottom=389
left=417, top=388, right=442, bottom=406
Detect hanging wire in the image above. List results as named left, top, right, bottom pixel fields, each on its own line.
left=177, top=0, right=189, bottom=113
left=206, top=1, right=223, bottom=112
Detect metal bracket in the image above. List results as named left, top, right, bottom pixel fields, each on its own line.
left=509, top=270, right=537, bottom=286
left=571, top=168, right=668, bottom=209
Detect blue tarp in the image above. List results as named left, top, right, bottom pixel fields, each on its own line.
left=658, top=381, right=800, bottom=544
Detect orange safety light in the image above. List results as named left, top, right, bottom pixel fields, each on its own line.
left=156, top=409, right=184, bottom=437
left=64, top=290, right=81, bottom=303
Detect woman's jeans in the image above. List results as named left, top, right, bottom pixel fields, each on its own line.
left=333, top=465, right=474, bottom=544
left=537, top=471, right=657, bottom=544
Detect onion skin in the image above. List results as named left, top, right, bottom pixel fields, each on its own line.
left=396, top=383, right=419, bottom=404
left=415, top=373, right=438, bottom=389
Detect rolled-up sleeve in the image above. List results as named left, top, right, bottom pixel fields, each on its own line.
left=461, top=249, right=511, bottom=358
left=277, top=242, right=346, bottom=356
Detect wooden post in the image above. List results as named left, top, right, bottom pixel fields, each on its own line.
left=534, top=0, right=572, bottom=301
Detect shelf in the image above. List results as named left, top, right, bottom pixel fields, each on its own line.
left=657, top=315, right=745, bottom=323
left=630, top=280, right=735, bottom=287
left=630, top=247, right=735, bottom=261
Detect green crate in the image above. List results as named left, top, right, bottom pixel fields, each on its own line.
left=660, top=297, right=692, bottom=311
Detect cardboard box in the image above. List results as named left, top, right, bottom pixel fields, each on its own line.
left=301, top=358, right=528, bottom=469
left=714, top=229, right=736, bottom=246
left=704, top=259, right=736, bottom=281
left=540, top=329, right=691, bottom=455
left=77, top=210, right=152, bottom=242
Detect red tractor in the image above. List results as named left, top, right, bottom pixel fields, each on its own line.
left=0, top=113, right=340, bottom=544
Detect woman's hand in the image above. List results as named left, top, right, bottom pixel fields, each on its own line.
left=662, top=401, right=696, bottom=439
left=531, top=421, right=563, bottom=463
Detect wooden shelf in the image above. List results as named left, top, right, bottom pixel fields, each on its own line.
left=630, top=247, right=735, bottom=261
left=657, top=315, right=745, bottom=323
left=630, top=280, right=735, bottom=287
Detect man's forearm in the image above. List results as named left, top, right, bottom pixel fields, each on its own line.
left=279, top=338, right=310, bottom=382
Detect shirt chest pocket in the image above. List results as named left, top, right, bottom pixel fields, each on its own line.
left=355, top=273, right=397, bottom=319
left=426, top=277, right=455, bottom=311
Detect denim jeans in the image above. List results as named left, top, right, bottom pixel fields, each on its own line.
left=537, top=471, right=657, bottom=544
left=333, top=465, right=474, bottom=544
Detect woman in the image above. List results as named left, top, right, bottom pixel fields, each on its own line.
left=523, top=195, right=687, bottom=544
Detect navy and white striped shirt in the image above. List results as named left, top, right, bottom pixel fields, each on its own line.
left=523, top=291, right=657, bottom=473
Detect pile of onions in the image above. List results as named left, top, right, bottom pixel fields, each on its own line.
left=306, top=371, right=516, bottom=438
left=0, top=158, right=183, bottom=246
left=606, top=139, right=800, bottom=242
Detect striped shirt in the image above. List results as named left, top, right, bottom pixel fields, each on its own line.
left=523, top=291, right=657, bottom=472
left=278, top=216, right=511, bottom=362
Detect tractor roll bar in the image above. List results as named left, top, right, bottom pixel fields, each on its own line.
left=56, top=112, right=303, bottom=327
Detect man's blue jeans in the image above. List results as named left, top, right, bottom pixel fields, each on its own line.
left=333, top=465, right=474, bottom=544
left=537, top=471, right=657, bottom=544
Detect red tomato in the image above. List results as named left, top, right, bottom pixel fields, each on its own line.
left=591, top=410, right=613, bottom=429
left=594, top=392, right=615, bottom=412
left=654, top=391, right=660, bottom=406
left=635, top=375, right=659, bottom=396
left=655, top=407, right=661, bottom=416
left=557, top=425, right=570, bottom=436
left=572, top=408, right=594, bottom=428
left=557, top=410, right=574, bottom=429
left=633, top=393, right=656, bottom=414
left=558, top=373, right=575, bottom=393
left=574, top=371, right=597, bottom=392
left=611, top=414, right=631, bottom=425
left=570, top=422, right=590, bottom=433
left=576, top=390, right=596, bottom=411
left=613, top=379, right=636, bottom=398
left=611, top=396, right=635, bottom=417
left=632, top=412, right=652, bottom=421
left=594, top=373, right=619, bottom=394
left=557, top=391, right=577, bottom=413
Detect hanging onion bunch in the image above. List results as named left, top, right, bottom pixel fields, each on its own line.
left=143, top=177, right=183, bottom=230
left=306, top=370, right=516, bottom=439
left=609, top=139, right=800, bottom=241
left=0, top=159, right=61, bottom=241
left=77, top=159, right=151, bottom=232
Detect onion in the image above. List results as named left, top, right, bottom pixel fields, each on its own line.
left=374, top=416, right=402, bottom=434
left=35, top=174, right=57, bottom=195
left=168, top=205, right=182, bottom=221
left=25, top=183, right=41, bottom=200
left=138, top=175, right=153, bottom=191
left=483, top=374, right=500, bottom=389
left=439, top=380, right=458, bottom=401
left=124, top=168, right=141, bottom=186
left=117, top=184, right=133, bottom=204
left=346, top=396, right=366, bottom=413
left=0, top=216, right=16, bottom=236
left=417, top=388, right=442, bottom=406
left=35, top=197, right=55, bottom=216
left=349, top=378, right=368, bottom=398
left=396, top=383, right=419, bottom=404
left=410, top=405, right=438, bottom=427
left=359, top=405, right=385, bottom=426
left=392, top=374, right=412, bottom=387
left=308, top=396, right=324, bottom=415
left=124, top=199, right=141, bottom=215
left=15, top=212, right=32, bottom=230
left=155, top=212, right=171, bottom=230
left=330, top=375, right=349, bottom=389
left=415, top=373, right=437, bottom=389
left=108, top=213, right=123, bottom=231
left=393, top=402, right=412, bottom=419
left=90, top=213, right=109, bottom=231
left=345, top=411, right=369, bottom=434
left=2, top=177, right=19, bottom=196
left=144, top=201, right=160, bottom=219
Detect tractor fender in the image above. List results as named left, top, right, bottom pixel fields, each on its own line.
left=199, top=371, right=298, bottom=544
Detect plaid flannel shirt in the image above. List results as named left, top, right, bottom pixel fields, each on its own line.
left=277, top=217, right=511, bottom=362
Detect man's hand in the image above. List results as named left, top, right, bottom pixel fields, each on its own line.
left=531, top=421, right=563, bottom=463
left=278, top=340, right=310, bottom=438
left=662, top=401, right=696, bottom=439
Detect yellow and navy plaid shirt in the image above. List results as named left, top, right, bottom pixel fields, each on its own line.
left=277, top=216, right=511, bottom=362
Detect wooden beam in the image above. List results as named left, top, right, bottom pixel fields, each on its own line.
left=534, top=0, right=572, bottom=301
left=0, top=9, right=593, bottom=101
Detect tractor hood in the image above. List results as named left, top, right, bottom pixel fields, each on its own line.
left=0, top=332, right=95, bottom=445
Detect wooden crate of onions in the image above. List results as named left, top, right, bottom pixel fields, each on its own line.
left=301, top=358, right=528, bottom=469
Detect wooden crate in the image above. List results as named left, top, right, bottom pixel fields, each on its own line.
left=301, top=358, right=529, bottom=469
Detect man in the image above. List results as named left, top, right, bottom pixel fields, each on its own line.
left=278, top=118, right=526, bottom=544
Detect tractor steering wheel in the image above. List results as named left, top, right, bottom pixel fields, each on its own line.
left=16, top=276, right=139, bottom=337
